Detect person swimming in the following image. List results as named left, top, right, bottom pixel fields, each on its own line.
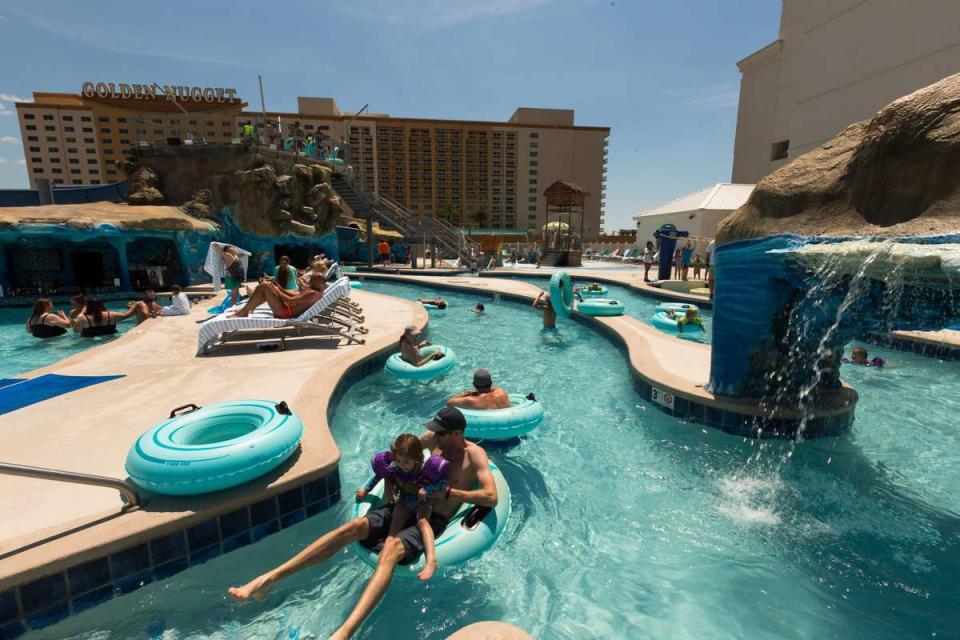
left=419, top=297, right=447, bottom=310
left=26, top=298, right=71, bottom=339
left=666, top=307, right=705, bottom=333
left=842, top=346, right=885, bottom=367
left=470, top=303, right=485, bottom=314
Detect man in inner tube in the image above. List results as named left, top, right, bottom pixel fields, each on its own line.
left=227, top=406, right=498, bottom=640
left=446, top=368, right=511, bottom=410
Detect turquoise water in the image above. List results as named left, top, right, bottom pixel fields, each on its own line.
left=34, top=282, right=960, bottom=639
left=501, top=274, right=713, bottom=342
left=0, top=304, right=139, bottom=378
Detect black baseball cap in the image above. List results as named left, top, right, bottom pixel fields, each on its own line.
left=473, top=368, right=493, bottom=391
left=424, top=406, right=467, bottom=433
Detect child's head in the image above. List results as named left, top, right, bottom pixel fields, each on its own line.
left=685, top=308, right=699, bottom=319
left=475, top=303, right=485, bottom=312
left=390, top=434, right=424, bottom=472
left=851, top=347, right=868, bottom=364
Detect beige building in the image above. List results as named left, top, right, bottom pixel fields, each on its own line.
left=732, top=0, right=960, bottom=183
left=15, top=89, right=609, bottom=239
left=255, top=98, right=610, bottom=238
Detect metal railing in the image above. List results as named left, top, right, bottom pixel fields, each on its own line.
left=0, top=462, right=143, bottom=510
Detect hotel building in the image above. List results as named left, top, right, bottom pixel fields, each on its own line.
left=15, top=88, right=610, bottom=238
left=732, top=0, right=960, bottom=184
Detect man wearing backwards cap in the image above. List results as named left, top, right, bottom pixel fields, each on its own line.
left=399, top=324, right=445, bottom=367
left=228, top=406, right=498, bottom=640
left=447, top=368, right=511, bottom=410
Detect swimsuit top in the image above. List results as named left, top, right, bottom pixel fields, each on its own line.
left=364, top=450, right=449, bottom=496
left=80, top=313, right=117, bottom=337
left=29, top=313, right=67, bottom=339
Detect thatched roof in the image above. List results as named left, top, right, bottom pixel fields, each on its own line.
left=0, top=202, right=217, bottom=233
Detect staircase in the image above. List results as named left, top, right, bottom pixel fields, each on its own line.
left=540, top=249, right=582, bottom=267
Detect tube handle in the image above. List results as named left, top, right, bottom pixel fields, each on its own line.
left=169, top=403, right=201, bottom=418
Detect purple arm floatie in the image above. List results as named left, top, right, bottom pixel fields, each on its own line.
left=421, top=455, right=449, bottom=495
left=364, top=451, right=394, bottom=492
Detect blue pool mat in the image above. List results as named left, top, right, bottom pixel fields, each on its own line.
left=0, top=379, right=25, bottom=390
left=0, top=374, right=125, bottom=416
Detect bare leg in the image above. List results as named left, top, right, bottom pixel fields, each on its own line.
left=230, top=284, right=268, bottom=317
left=330, top=537, right=407, bottom=640
left=227, top=517, right=369, bottom=603
left=230, top=287, right=240, bottom=307
left=387, top=503, right=412, bottom=538
left=416, top=503, right=437, bottom=581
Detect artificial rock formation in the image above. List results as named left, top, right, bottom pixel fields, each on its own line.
left=126, top=166, right=165, bottom=206
left=718, top=72, right=960, bottom=243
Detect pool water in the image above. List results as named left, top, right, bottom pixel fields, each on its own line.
left=0, top=304, right=139, bottom=379
left=505, top=275, right=713, bottom=342
left=35, top=282, right=960, bottom=639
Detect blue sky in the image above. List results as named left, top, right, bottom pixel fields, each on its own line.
left=0, top=0, right=779, bottom=231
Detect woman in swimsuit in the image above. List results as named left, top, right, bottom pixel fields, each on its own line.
left=68, top=293, right=86, bottom=321
left=26, top=299, right=71, bottom=339
left=71, top=298, right=137, bottom=337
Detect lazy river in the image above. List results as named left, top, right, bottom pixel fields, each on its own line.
left=31, top=280, right=960, bottom=639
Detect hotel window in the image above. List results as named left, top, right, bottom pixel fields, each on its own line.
left=63, top=115, right=73, bottom=121
left=103, top=139, right=112, bottom=144
left=27, top=136, right=37, bottom=141
left=104, top=149, right=114, bottom=155
left=120, top=139, right=129, bottom=145
left=65, top=126, right=75, bottom=132
left=770, top=140, right=790, bottom=161
left=26, top=125, right=36, bottom=131
left=530, top=170, right=537, bottom=175
left=118, top=118, right=127, bottom=123
left=47, top=146, right=57, bottom=152
left=73, top=180, right=82, bottom=184
left=46, top=136, right=56, bottom=142
left=43, top=115, right=53, bottom=120
left=529, top=132, right=538, bottom=138
left=71, top=168, right=80, bottom=173
left=100, top=128, right=111, bottom=133
left=529, top=197, right=537, bottom=203
left=81, top=116, right=91, bottom=122
left=529, top=161, right=538, bottom=166
left=99, top=117, right=109, bottom=122
left=32, top=168, right=42, bottom=174
left=66, top=137, right=76, bottom=143
left=68, top=148, right=77, bottom=153
left=153, top=129, right=163, bottom=135
left=530, top=152, right=538, bottom=157
left=54, top=179, right=64, bottom=184
left=119, top=128, right=128, bottom=134
left=30, top=157, right=41, bottom=163
left=52, top=168, right=62, bottom=174
left=84, top=138, right=95, bottom=144
left=152, top=118, right=161, bottom=124
left=69, top=159, right=79, bottom=164
left=83, top=127, right=93, bottom=133
left=529, top=188, right=537, bottom=193
left=87, top=159, right=97, bottom=164
left=107, top=169, right=117, bottom=176
left=24, top=113, right=35, bottom=119
left=49, top=158, right=60, bottom=163
left=29, top=146, right=39, bottom=152
left=91, top=180, right=101, bottom=184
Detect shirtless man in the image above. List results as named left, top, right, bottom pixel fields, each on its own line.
left=532, top=290, right=557, bottom=330
left=230, top=274, right=325, bottom=319
left=447, top=369, right=511, bottom=410
left=227, top=406, right=498, bottom=640
left=399, top=325, right=444, bottom=366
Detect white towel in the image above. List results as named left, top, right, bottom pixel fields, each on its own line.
left=204, top=242, right=252, bottom=292
left=161, top=293, right=192, bottom=316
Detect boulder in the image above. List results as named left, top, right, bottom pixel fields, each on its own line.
left=128, top=166, right=164, bottom=205
left=181, top=188, right=217, bottom=218
left=718, top=72, right=960, bottom=243
left=284, top=220, right=315, bottom=235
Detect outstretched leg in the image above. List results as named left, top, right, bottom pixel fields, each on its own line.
left=416, top=504, right=437, bottom=581
left=330, top=537, right=407, bottom=640
left=230, top=284, right=268, bottom=317
left=228, top=516, right=369, bottom=603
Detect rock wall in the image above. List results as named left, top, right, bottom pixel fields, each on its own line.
left=718, top=73, right=960, bottom=243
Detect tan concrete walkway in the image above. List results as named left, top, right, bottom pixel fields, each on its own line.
left=0, top=288, right=423, bottom=589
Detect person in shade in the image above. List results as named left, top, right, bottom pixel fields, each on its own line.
left=72, top=298, right=137, bottom=337
left=227, top=406, right=498, bottom=640
left=25, top=299, right=71, bottom=339
left=446, top=369, right=511, bottom=410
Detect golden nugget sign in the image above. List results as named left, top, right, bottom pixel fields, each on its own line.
left=81, top=82, right=238, bottom=103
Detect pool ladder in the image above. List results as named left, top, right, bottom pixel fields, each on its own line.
left=0, top=462, right=143, bottom=510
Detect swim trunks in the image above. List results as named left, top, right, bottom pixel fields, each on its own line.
left=224, top=276, right=242, bottom=290
left=361, top=504, right=450, bottom=564
left=276, top=302, right=294, bottom=319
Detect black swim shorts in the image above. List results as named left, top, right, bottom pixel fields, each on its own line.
left=360, top=504, right=450, bottom=565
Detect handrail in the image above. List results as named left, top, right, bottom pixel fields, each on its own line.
left=0, top=462, right=143, bottom=510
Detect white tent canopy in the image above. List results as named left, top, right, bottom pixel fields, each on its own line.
left=633, top=183, right=754, bottom=252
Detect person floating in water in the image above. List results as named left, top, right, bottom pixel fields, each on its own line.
left=355, top=433, right=449, bottom=581
left=842, top=346, right=885, bottom=367
left=418, top=297, right=447, bottom=310
left=533, top=290, right=557, bottom=330
left=447, top=369, right=511, bottom=410
left=399, top=325, right=445, bottom=366
left=469, top=303, right=485, bottom=314
left=666, top=307, right=705, bottom=333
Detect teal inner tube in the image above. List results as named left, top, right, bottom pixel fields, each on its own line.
left=349, top=280, right=364, bottom=289
left=125, top=400, right=303, bottom=496
left=458, top=393, right=545, bottom=440
left=352, top=456, right=511, bottom=577
left=577, top=298, right=625, bottom=317
left=579, top=284, right=609, bottom=297
left=549, top=271, right=573, bottom=318
left=385, top=345, right=457, bottom=381
left=651, top=311, right=706, bottom=341
left=655, top=302, right=699, bottom=314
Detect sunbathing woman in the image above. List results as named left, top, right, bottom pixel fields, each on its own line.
left=26, top=299, right=71, bottom=339
left=230, top=274, right=326, bottom=319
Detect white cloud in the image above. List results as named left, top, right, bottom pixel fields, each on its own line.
left=14, top=158, right=25, bottom=165
left=0, top=94, right=29, bottom=117
left=331, top=0, right=581, bottom=29
left=0, top=136, right=18, bottom=144
left=663, top=85, right=740, bottom=110
left=0, top=158, right=7, bottom=164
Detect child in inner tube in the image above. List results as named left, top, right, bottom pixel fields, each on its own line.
left=842, top=346, right=885, bottom=367
left=355, top=433, right=449, bottom=580
left=418, top=297, right=447, bottom=310
left=666, top=307, right=705, bottom=333
left=586, top=283, right=603, bottom=292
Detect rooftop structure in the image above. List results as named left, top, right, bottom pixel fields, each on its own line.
left=634, top=183, right=754, bottom=247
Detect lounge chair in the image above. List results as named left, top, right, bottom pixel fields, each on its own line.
left=197, top=277, right=366, bottom=355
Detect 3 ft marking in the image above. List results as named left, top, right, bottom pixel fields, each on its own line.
left=651, top=387, right=675, bottom=410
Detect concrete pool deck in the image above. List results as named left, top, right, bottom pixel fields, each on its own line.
left=0, top=287, right=424, bottom=594
left=353, top=272, right=857, bottom=436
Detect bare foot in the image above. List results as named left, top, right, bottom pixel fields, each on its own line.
left=227, top=574, right=274, bottom=603
left=328, top=630, right=350, bottom=640
left=229, top=310, right=249, bottom=318
left=417, top=560, right=437, bottom=581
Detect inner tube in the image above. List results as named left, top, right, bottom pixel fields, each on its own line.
left=651, top=311, right=706, bottom=341
left=353, top=455, right=511, bottom=577
left=385, top=345, right=457, bottom=381
left=458, top=393, right=545, bottom=440
left=655, top=302, right=700, bottom=314
left=549, top=271, right=573, bottom=318
left=125, top=400, right=303, bottom=496
left=579, top=284, right=609, bottom=297
left=577, top=298, right=624, bottom=317
left=349, top=280, right=364, bottom=289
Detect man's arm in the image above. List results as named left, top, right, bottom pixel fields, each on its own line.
left=447, top=393, right=483, bottom=408
left=449, top=447, right=498, bottom=508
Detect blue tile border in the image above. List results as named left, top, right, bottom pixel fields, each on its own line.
left=863, top=332, right=960, bottom=361
left=0, top=464, right=341, bottom=633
